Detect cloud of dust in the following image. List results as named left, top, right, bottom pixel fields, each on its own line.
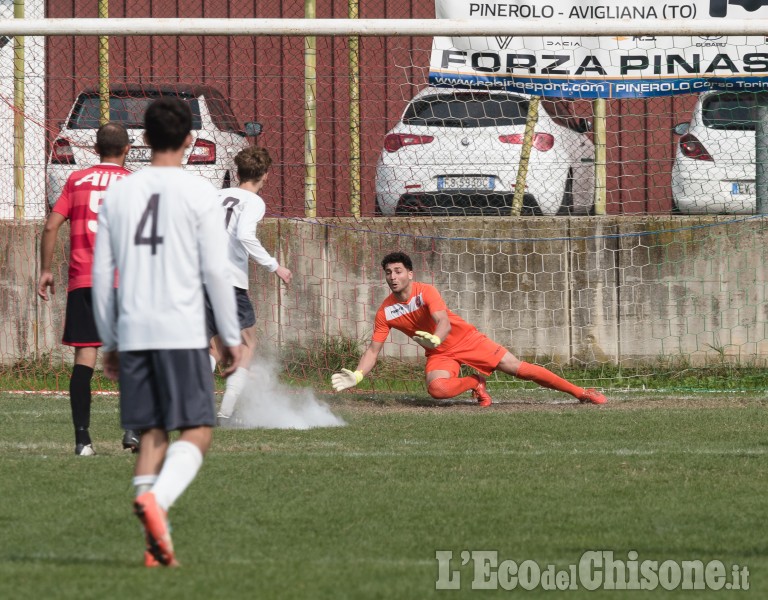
left=224, top=357, right=346, bottom=430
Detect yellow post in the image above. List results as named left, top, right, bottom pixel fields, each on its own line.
left=593, top=98, right=607, bottom=215
left=304, top=0, right=317, bottom=218
left=510, top=97, right=539, bottom=216
left=13, top=0, right=25, bottom=220
left=98, top=0, right=109, bottom=125
left=348, top=0, right=361, bottom=217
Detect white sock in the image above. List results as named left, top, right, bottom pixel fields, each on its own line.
left=209, top=353, right=217, bottom=372
left=151, top=441, right=204, bottom=511
left=133, top=474, right=158, bottom=497
left=218, top=367, right=248, bottom=418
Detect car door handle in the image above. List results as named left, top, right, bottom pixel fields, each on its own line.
left=581, top=158, right=594, bottom=163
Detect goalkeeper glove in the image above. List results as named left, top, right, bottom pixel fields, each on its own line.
left=413, top=330, right=442, bottom=349
left=331, top=368, right=364, bottom=392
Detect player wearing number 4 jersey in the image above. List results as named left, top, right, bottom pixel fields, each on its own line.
left=93, top=97, right=242, bottom=567
left=37, top=122, right=140, bottom=456
left=332, top=252, right=606, bottom=406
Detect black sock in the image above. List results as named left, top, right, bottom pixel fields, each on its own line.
left=75, top=427, right=91, bottom=446
left=70, top=364, right=94, bottom=442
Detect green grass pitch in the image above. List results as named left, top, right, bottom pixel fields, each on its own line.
left=0, top=390, right=765, bottom=599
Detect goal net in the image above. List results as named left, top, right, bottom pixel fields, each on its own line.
left=1, top=4, right=767, bottom=395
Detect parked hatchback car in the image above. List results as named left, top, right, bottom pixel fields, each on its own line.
left=672, top=90, right=762, bottom=214
left=47, top=84, right=261, bottom=207
left=375, top=87, right=595, bottom=216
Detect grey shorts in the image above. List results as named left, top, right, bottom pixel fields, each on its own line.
left=118, top=348, right=215, bottom=431
left=205, top=286, right=256, bottom=340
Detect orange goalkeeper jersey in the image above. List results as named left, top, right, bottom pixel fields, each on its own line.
left=372, top=282, right=478, bottom=351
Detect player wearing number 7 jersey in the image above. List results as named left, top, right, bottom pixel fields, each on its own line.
left=93, top=97, right=242, bottom=567
left=207, top=146, right=292, bottom=424
left=332, top=252, right=607, bottom=406
left=37, top=122, right=140, bottom=456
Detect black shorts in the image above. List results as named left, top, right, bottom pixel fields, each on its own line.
left=204, top=286, right=255, bottom=340
left=62, top=287, right=101, bottom=347
left=118, top=348, right=215, bottom=431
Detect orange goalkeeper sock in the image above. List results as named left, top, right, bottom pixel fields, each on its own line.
left=516, top=362, right=585, bottom=399
left=427, top=375, right=482, bottom=399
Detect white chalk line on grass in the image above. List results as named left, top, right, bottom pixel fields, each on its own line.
left=222, top=556, right=436, bottom=567
left=0, top=441, right=73, bottom=451
left=2, top=389, right=759, bottom=403
left=3, top=441, right=765, bottom=458
left=1, top=390, right=119, bottom=396
left=1, top=390, right=226, bottom=397
left=4, top=408, right=119, bottom=416
left=221, top=447, right=768, bottom=458
left=14, top=551, right=435, bottom=568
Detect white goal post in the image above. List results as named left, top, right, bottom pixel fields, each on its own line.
left=0, top=17, right=767, bottom=37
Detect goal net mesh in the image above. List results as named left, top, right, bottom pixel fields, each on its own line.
left=1, top=3, right=767, bottom=395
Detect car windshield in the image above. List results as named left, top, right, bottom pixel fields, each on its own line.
left=702, top=92, right=768, bottom=131
left=69, top=93, right=202, bottom=130
left=402, top=93, right=529, bottom=128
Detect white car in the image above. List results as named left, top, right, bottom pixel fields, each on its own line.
left=709, top=0, right=768, bottom=18
left=672, top=91, right=758, bottom=214
left=47, top=84, right=261, bottom=207
left=375, top=87, right=595, bottom=216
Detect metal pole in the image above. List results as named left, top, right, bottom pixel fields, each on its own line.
left=13, top=0, right=25, bottom=220
left=98, top=0, right=109, bottom=125
left=304, top=0, right=317, bottom=218
left=593, top=98, right=607, bottom=215
left=756, top=98, right=768, bottom=214
left=510, top=97, right=539, bottom=216
left=349, top=0, right=361, bottom=218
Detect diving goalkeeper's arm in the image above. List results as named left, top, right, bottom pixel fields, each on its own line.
left=412, top=310, right=451, bottom=350
left=332, top=340, right=383, bottom=392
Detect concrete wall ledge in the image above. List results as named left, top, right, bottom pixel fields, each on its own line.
left=3, top=215, right=766, bottom=368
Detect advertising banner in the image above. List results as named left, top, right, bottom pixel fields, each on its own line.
left=430, top=0, right=768, bottom=97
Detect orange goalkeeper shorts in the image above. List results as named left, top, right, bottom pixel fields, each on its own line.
left=425, top=330, right=508, bottom=377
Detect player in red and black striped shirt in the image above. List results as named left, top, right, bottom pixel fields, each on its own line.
left=37, top=122, right=135, bottom=456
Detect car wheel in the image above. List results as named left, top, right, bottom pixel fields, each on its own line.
left=709, top=0, right=727, bottom=17
left=557, top=171, right=574, bottom=216
left=670, top=198, right=682, bottom=214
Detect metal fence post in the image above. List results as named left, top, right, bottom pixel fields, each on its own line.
left=304, top=0, right=317, bottom=218
left=99, top=0, right=109, bottom=125
left=13, top=0, right=25, bottom=220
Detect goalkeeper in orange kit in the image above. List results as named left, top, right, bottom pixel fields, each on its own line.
left=332, top=252, right=606, bottom=406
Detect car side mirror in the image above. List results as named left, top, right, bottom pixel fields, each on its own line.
left=673, top=123, right=689, bottom=135
left=575, top=118, right=592, bottom=134
left=245, top=121, right=262, bottom=137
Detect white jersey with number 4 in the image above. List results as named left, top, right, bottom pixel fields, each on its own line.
left=93, top=166, right=240, bottom=352
left=217, top=187, right=278, bottom=290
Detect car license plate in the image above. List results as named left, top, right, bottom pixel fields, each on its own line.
left=128, top=146, right=152, bottom=162
left=437, top=176, right=495, bottom=191
left=731, top=182, right=754, bottom=195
